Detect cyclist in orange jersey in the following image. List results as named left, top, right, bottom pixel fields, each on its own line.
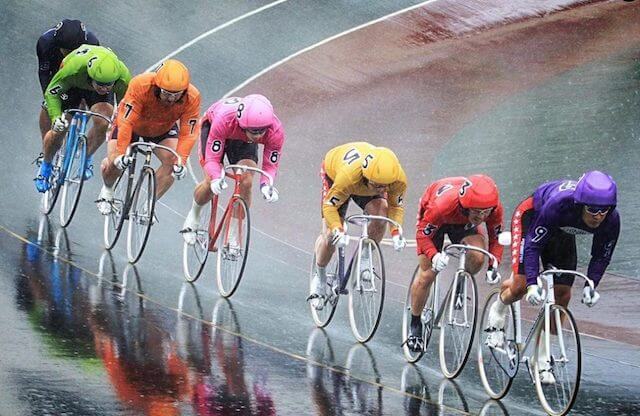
left=96, top=59, right=201, bottom=214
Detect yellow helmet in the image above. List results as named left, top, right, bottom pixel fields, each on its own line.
left=362, top=146, right=400, bottom=185
left=154, top=59, right=190, bottom=92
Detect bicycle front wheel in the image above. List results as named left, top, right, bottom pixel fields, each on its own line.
left=59, top=135, right=87, bottom=227
left=182, top=199, right=212, bottom=282
left=533, top=304, right=581, bottom=416
left=40, top=150, right=64, bottom=215
left=402, top=266, right=436, bottom=363
left=215, top=196, right=250, bottom=297
left=104, top=168, right=130, bottom=249
left=126, top=167, right=156, bottom=263
left=477, top=288, right=517, bottom=399
left=439, top=271, right=478, bottom=378
left=348, top=239, right=385, bottom=343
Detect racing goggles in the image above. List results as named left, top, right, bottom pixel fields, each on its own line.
left=584, top=205, right=611, bottom=215
left=159, top=88, right=185, bottom=99
left=468, top=207, right=494, bottom=216
left=244, top=127, right=268, bottom=135
left=93, top=79, right=116, bottom=87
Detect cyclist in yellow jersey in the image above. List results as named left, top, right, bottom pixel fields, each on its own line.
left=308, top=142, right=408, bottom=309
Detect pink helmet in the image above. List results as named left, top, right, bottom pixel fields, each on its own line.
left=237, top=94, right=274, bottom=129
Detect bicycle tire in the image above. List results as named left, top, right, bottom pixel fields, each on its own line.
left=182, top=200, right=212, bottom=283
left=533, top=304, right=581, bottom=416
left=402, top=265, right=436, bottom=363
left=126, top=167, right=156, bottom=263
left=40, top=149, right=64, bottom=215
left=59, top=135, right=87, bottom=227
left=477, top=288, right=517, bottom=399
left=103, top=168, right=131, bottom=249
left=216, top=196, right=250, bottom=297
left=439, top=271, right=478, bottom=378
left=308, top=250, right=340, bottom=328
left=348, top=238, right=385, bottom=343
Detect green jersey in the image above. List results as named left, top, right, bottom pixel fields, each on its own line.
left=44, top=44, right=131, bottom=121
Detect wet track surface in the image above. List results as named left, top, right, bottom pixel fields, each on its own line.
left=1, top=0, right=640, bottom=415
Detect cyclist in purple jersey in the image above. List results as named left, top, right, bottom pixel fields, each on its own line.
left=485, top=171, right=619, bottom=384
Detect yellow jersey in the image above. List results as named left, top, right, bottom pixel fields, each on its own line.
left=322, top=142, right=407, bottom=233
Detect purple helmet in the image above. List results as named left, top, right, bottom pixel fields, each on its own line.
left=573, top=170, right=617, bottom=207
left=237, top=94, right=273, bottom=129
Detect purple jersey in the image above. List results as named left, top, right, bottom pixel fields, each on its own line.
left=523, top=179, right=620, bottom=286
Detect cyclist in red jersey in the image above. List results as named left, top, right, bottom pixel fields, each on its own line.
left=406, top=175, right=504, bottom=352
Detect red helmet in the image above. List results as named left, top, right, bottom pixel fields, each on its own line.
left=458, top=174, right=499, bottom=209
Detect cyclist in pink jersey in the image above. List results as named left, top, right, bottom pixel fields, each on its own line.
left=181, top=94, right=285, bottom=244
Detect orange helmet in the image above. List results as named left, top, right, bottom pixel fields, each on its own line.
left=458, top=174, right=499, bottom=209
left=154, top=59, right=190, bottom=92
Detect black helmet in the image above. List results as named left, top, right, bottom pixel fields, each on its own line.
left=53, top=19, right=88, bottom=51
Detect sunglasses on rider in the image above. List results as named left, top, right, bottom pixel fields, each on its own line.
left=244, top=127, right=268, bottom=135
left=469, top=207, right=494, bottom=216
left=93, top=79, right=115, bottom=87
left=159, top=88, right=184, bottom=99
left=584, top=205, right=611, bottom=215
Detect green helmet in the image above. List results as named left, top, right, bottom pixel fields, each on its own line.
left=87, top=51, right=120, bottom=84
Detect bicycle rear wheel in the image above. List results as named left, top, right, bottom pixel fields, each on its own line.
left=103, top=168, right=129, bottom=249
left=40, top=150, right=64, bottom=215
left=439, top=271, right=478, bottom=378
left=402, top=266, right=435, bottom=363
left=182, top=200, right=212, bottom=282
left=308, top=251, right=340, bottom=328
left=348, top=239, right=385, bottom=343
left=533, top=305, right=581, bottom=416
left=477, top=288, right=518, bottom=399
left=126, top=167, right=156, bottom=263
left=215, top=196, right=250, bottom=297
left=59, top=135, right=87, bottom=227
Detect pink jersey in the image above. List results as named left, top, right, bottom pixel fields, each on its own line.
left=201, top=97, right=285, bottom=186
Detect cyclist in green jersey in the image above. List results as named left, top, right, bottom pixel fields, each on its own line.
left=35, top=45, right=131, bottom=192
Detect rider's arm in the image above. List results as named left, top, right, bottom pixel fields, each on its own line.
left=260, top=127, right=285, bottom=187
left=43, top=59, right=79, bottom=122
left=587, top=210, right=620, bottom=288
left=175, top=88, right=201, bottom=163
left=203, top=121, right=227, bottom=181
left=485, top=202, right=505, bottom=263
left=415, top=201, right=443, bottom=260
left=36, top=36, right=55, bottom=93
left=522, top=205, right=558, bottom=286
left=387, top=179, right=407, bottom=235
left=322, top=172, right=352, bottom=231
left=114, top=86, right=143, bottom=156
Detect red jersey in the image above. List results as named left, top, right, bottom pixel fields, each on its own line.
left=415, top=177, right=504, bottom=261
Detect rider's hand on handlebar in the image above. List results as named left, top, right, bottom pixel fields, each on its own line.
left=52, top=116, right=69, bottom=132
left=431, top=252, right=449, bottom=272
left=210, top=178, right=227, bottom=195
left=581, top=286, right=600, bottom=307
left=260, top=184, right=279, bottom=203
left=486, top=267, right=501, bottom=284
left=113, top=154, right=132, bottom=170
left=391, top=230, right=406, bottom=252
left=525, top=284, right=544, bottom=305
left=330, top=227, right=349, bottom=248
left=172, top=164, right=186, bottom=180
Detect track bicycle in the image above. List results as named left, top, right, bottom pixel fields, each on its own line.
left=102, top=141, right=183, bottom=263
left=477, top=265, right=594, bottom=416
left=309, top=214, right=404, bottom=343
left=402, top=244, right=500, bottom=378
left=181, top=164, right=274, bottom=298
left=38, top=108, right=112, bottom=227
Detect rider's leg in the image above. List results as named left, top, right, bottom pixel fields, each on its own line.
left=459, top=233, right=487, bottom=275
left=410, top=254, right=437, bottom=320
left=42, top=128, right=66, bottom=163
left=152, top=138, right=179, bottom=199
left=39, top=107, right=50, bottom=141
left=235, top=158, right=258, bottom=209
left=87, top=102, right=114, bottom=157
left=101, top=140, right=123, bottom=188
left=362, top=198, right=389, bottom=243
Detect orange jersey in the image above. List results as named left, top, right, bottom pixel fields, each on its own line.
left=114, top=72, right=201, bottom=162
